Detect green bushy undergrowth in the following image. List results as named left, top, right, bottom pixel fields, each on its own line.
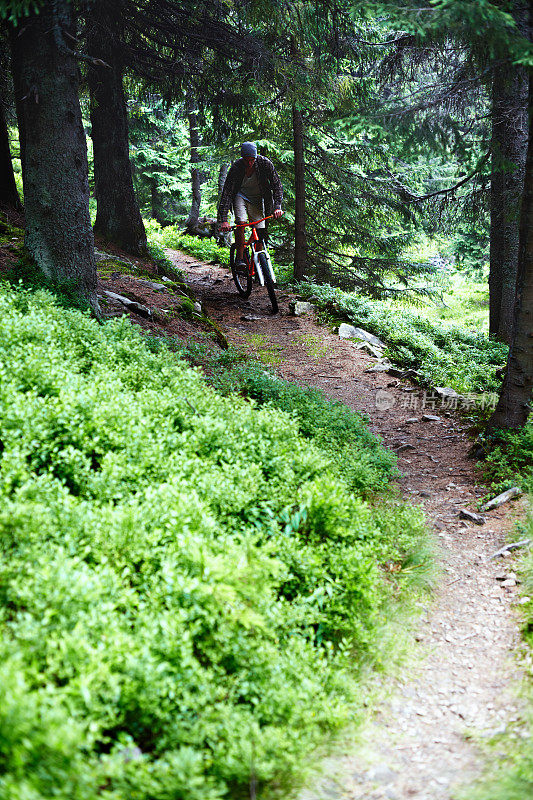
left=146, top=218, right=229, bottom=266
left=297, top=283, right=507, bottom=394
left=0, top=282, right=429, bottom=800
left=479, top=425, right=533, bottom=492
left=175, top=341, right=398, bottom=496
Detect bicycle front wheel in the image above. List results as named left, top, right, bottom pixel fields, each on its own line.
left=230, top=244, right=252, bottom=298
left=259, top=252, right=278, bottom=313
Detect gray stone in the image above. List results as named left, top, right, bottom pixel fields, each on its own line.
left=135, top=279, right=168, bottom=291
left=496, top=571, right=518, bottom=583
left=402, top=368, right=422, bottom=380
left=95, top=250, right=133, bottom=269
left=435, top=385, right=463, bottom=400
left=365, top=359, right=393, bottom=373
left=397, top=443, right=415, bottom=452
left=366, top=764, right=397, bottom=784
left=338, top=323, right=386, bottom=349
left=422, top=414, right=442, bottom=422
left=355, top=341, right=385, bottom=358
left=387, top=366, right=405, bottom=377
left=289, top=300, right=313, bottom=316
left=384, top=790, right=400, bottom=800
left=103, top=291, right=152, bottom=318
left=193, top=301, right=202, bottom=313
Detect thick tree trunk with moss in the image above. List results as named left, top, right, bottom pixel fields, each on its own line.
left=292, top=105, right=308, bottom=281
left=489, top=8, right=529, bottom=343
left=0, top=100, right=22, bottom=210
left=87, top=0, right=147, bottom=255
left=488, top=67, right=533, bottom=430
left=9, top=2, right=99, bottom=312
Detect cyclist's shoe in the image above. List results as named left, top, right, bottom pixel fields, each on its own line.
left=235, top=259, right=247, bottom=269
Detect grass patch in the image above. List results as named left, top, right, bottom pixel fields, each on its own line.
left=0, top=281, right=431, bottom=799
left=408, top=271, right=490, bottom=333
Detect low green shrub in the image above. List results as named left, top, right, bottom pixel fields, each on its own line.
left=297, top=283, right=507, bottom=394
left=0, top=282, right=429, bottom=799
left=146, top=240, right=184, bottom=280
left=482, top=426, right=533, bottom=492
left=146, top=218, right=229, bottom=266
left=176, top=341, right=398, bottom=496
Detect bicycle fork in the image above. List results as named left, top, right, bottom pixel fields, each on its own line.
left=252, top=249, right=276, bottom=286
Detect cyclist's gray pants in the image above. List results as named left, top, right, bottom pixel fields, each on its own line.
left=233, top=196, right=265, bottom=228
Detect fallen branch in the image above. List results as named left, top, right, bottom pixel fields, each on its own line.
left=482, top=487, right=522, bottom=512
left=489, top=540, right=532, bottom=560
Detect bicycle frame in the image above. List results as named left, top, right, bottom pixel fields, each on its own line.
left=233, top=215, right=275, bottom=286
left=228, top=214, right=279, bottom=312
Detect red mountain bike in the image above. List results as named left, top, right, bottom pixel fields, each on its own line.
left=229, top=215, right=278, bottom=313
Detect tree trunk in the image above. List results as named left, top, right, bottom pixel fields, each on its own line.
left=7, top=29, right=26, bottom=182
left=488, top=66, right=533, bottom=430
left=292, top=104, right=308, bottom=281
left=489, top=7, right=529, bottom=343
left=9, top=2, right=99, bottom=312
left=218, top=162, right=229, bottom=205
left=216, top=163, right=231, bottom=245
left=87, top=0, right=147, bottom=255
left=0, top=100, right=22, bottom=210
left=185, top=93, right=204, bottom=232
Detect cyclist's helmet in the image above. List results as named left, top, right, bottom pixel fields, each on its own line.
left=241, top=141, right=257, bottom=158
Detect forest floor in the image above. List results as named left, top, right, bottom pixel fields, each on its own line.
left=98, top=247, right=529, bottom=800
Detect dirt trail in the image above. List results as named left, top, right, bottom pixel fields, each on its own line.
left=101, top=249, right=528, bottom=800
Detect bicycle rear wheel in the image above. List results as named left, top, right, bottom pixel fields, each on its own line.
left=259, top=252, right=278, bottom=313
left=230, top=244, right=252, bottom=298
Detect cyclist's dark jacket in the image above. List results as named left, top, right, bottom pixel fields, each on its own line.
left=217, top=155, right=283, bottom=223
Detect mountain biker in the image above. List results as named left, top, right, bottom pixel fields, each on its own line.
left=218, top=142, right=283, bottom=267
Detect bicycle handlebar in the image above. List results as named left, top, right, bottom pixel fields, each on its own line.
left=226, top=215, right=275, bottom=231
